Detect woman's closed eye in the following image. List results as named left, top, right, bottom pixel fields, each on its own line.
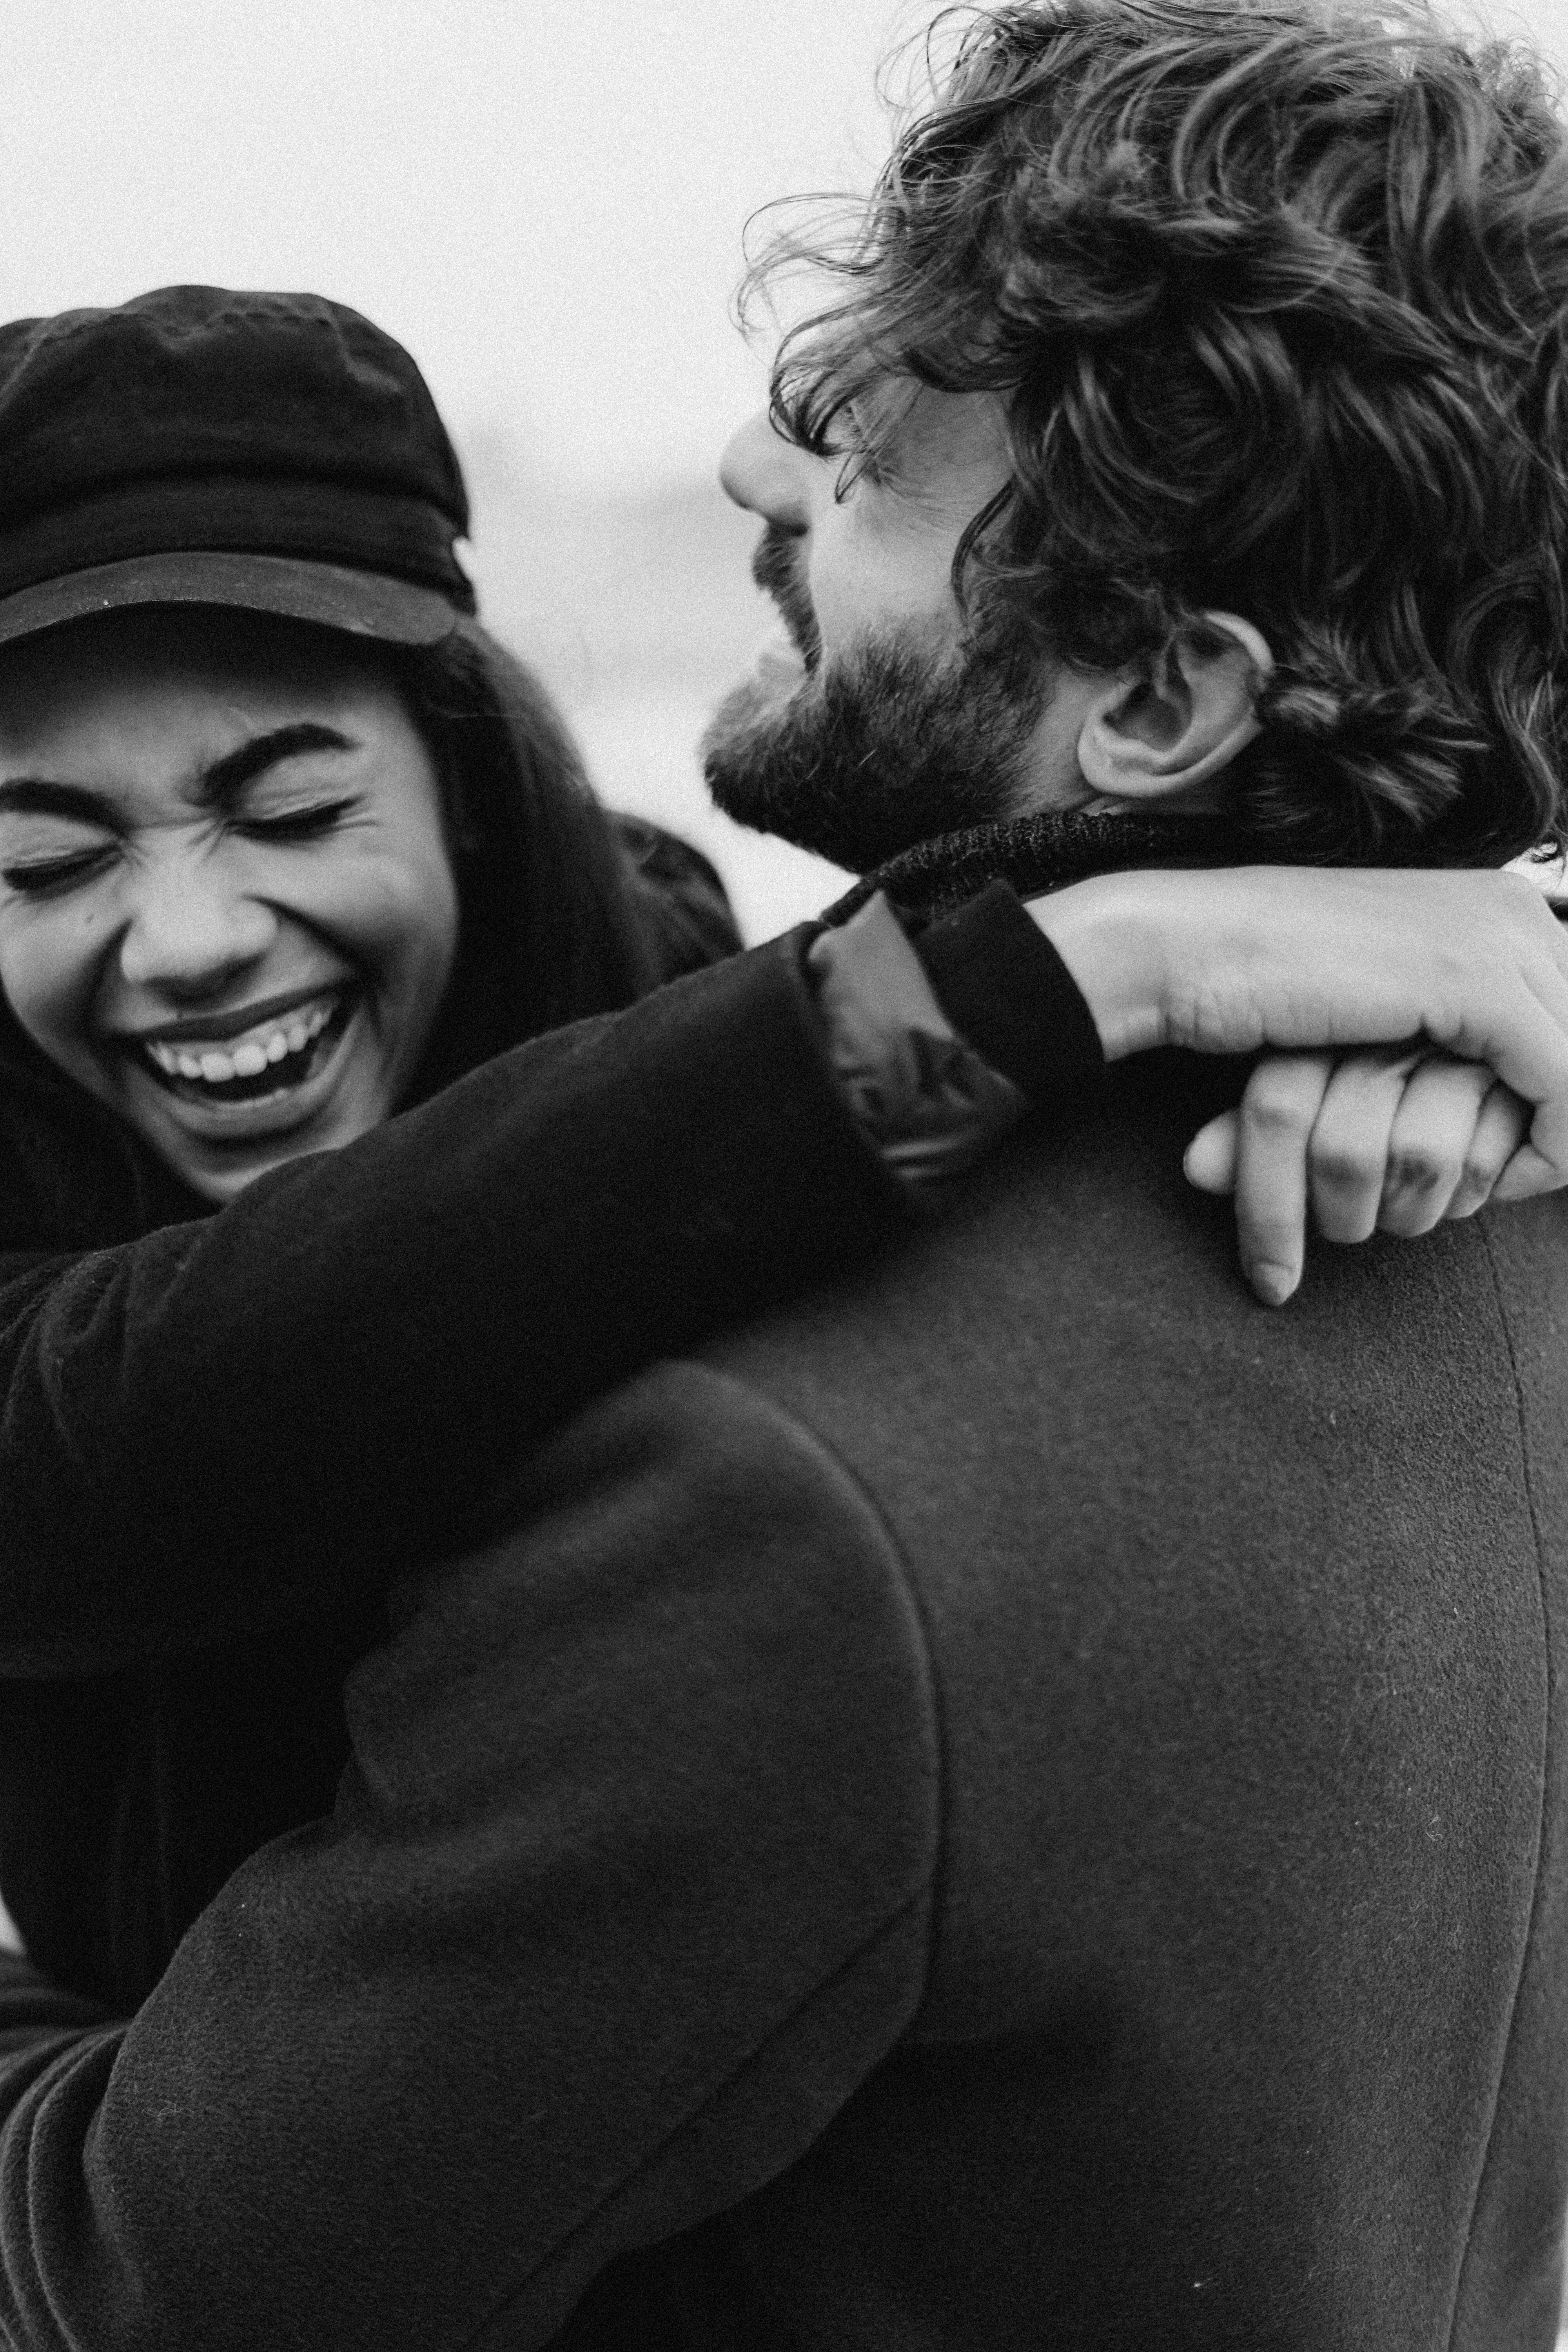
left=0, top=797, right=362, bottom=895
left=234, top=795, right=360, bottom=844
left=1, top=841, right=117, bottom=896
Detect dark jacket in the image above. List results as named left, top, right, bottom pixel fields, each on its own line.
left=612, top=1062, right=1568, bottom=2352
left=0, top=792, right=1093, bottom=2013
left=0, top=803, right=780, bottom=2005
left=557, top=828, right=1568, bottom=2352
left=0, top=815, right=1545, bottom=2352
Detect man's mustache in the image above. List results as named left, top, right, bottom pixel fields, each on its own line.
left=751, top=524, right=822, bottom=671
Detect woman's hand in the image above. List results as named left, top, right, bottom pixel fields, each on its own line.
left=1031, top=866, right=1568, bottom=1185
left=1184, top=1049, right=1538, bottom=1304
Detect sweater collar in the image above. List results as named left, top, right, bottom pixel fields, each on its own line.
left=828, top=807, right=1258, bottom=922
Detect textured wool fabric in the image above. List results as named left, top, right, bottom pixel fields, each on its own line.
left=830, top=807, right=1254, bottom=922
left=659, top=1061, right=1567, bottom=2352
left=0, top=816, right=1550, bottom=2350
left=0, top=287, right=477, bottom=619
left=0, top=855, right=1102, bottom=2016
left=0, top=926, right=903, bottom=1677
left=0, top=1383, right=943, bottom=2351
left=0, top=1036, right=1553, bottom=2351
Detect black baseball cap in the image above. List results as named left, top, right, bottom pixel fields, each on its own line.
left=0, top=284, right=477, bottom=651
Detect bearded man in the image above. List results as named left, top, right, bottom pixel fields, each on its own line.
left=2, top=4, right=1568, bottom=2351
left=571, top=6, right=1568, bottom=2340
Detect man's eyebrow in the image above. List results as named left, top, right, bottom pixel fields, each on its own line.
left=0, top=722, right=356, bottom=826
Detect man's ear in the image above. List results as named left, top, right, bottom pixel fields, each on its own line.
left=1076, top=612, right=1274, bottom=802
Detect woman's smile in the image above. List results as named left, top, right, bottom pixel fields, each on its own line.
left=0, top=608, right=461, bottom=1203
left=113, top=981, right=363, bottom=1138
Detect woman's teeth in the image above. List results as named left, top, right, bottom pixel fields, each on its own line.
left=141, top=997, right=340, bottom=1093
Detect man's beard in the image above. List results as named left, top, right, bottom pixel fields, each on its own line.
left=702, top=575, right=1047, bottom=877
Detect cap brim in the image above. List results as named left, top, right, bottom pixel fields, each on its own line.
left=0, top=550, right=463, bottom=652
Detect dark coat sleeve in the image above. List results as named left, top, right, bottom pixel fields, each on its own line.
left=0, top=1363, right=939, bottom=2352
left=0, top=935, right=898, bottom=1673
left=0, top=900, right=1103, bottom=1676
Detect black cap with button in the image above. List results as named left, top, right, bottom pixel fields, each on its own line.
left=0, top=284, right=475, bottom=650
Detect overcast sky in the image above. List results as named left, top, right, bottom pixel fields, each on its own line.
left=0, top=0, right=922, bottom=490
left=3, top=0, right=1565, bottom=497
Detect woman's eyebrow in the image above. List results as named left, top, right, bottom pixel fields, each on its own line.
left=198, top=722, right=356, bottom=803
left=0, top=722, right=356, bottom=825
left=0, top=778, right=115, bottom=824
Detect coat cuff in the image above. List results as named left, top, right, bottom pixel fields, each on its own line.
left=806, top=883, right=1104, bottom=1200
left=912, top=878, right=1106, bottom=1106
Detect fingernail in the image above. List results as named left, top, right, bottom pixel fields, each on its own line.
left=1249, top=1264, right=1296, bottom=1307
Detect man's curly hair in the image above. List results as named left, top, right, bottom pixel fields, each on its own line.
left=754, top=0, right=1568, bottom=864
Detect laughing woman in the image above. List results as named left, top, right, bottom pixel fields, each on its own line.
left=0, top=285, right=1140, bottom=2009
left=0, top=283, right=1558, bottom=2060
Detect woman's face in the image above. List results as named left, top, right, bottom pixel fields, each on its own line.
left=0, top=608, right=460, bottom=1204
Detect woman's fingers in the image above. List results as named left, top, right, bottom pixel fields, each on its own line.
left=1228, top=1053, right=1337, bottom=1305
left=1490, top=1138, right=1568, bottom=1202
left=1183, top=1068, right=1352, bottom=1302
left=1303, top=1048, right=1421, bottom=1243
left=1370, top=1056, right=1500, bottom=1234
left=1039, top=868, right=1568, bottom=1181
left=1182, top=1111, right=1239, bottom=1195
left=1183, top=1051, right=1548, bottom=1307
left=1426, top=1081, right=1530, bottom=1220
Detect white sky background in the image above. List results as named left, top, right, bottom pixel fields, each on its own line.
left=0, top=0, right=927, bottom=492
left=2, top=0, right=1568, bottom=938
left=1, top=0, right=1563, bottom=485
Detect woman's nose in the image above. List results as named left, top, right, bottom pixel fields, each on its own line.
left=719, top=409, right=815, bottom=529
left=116, top=862, right=279, bottom=997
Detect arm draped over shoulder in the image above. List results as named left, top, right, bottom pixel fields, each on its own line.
left=0, top=935, right=899, bottom=1673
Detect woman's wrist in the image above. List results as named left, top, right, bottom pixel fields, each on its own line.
left=1024, top=870, right=1176, bottom=1062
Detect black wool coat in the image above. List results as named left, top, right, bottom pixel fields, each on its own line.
left=0, top=807, right=1096, bottom=2015
left=0, top=817, right=1547, bottom=2352
left=552, top=828, right=1568, bottom=2352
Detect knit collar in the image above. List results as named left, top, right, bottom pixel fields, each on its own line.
left=828, top=807, right=1257, bottom=922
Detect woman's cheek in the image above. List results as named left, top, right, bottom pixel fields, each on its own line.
left=0, top=920, right=72, bottom=1057
left=359, top=854, right=459, bottom=987
left=301, top=835, right=454, bottom=944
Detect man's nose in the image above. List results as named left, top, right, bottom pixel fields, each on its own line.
left=116, top=860, right=279, bottom=997
left=719, top=409, right=813, bottom=528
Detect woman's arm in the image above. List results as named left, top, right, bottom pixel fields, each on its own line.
left=0, top=895, right=1101, bottom=1675
left=6, top=861, right=1568, bottom=1674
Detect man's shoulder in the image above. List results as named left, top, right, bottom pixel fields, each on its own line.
left=706, top=1043, right=1555, bottom=1358
left=687, top=1062, right=1565, bottom=2053
left=695, top=1059, right=1553, bottom=1594
left=697, top=1065, right=1246, bottom=1418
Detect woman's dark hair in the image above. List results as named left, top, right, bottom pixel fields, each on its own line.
left=752, top=0, right=1568, bottom=865
left=389, top=619, right=664, bottom=1100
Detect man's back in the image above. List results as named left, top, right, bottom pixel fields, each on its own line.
left=561, top=1048, right=1568, bottom=2350
left=38, top=1032, right=1563, bottom=2352
left=682, top=0, right=1568, bottom=2310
